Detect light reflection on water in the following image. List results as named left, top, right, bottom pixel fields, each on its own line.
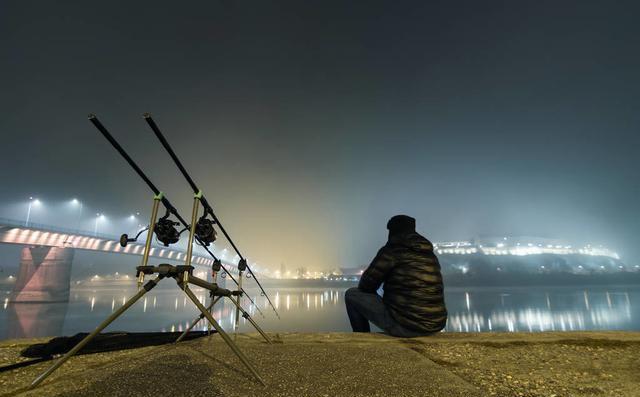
left=1, top=284, right=638, bottom=340
left=444, top=288, right=637, bottom=333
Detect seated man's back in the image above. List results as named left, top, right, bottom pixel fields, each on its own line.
left=359, top=231, right=447, bottom=333
left=345, top=215, right=447, bottom=336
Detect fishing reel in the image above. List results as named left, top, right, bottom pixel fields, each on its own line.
left=154, top=214, right=181, bottom=246
left=120, top=226, right=150, bottom=247
left=195, top=215, right=217, bottom=246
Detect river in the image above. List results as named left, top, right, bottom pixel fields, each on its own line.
left=1, top=282, right=639, bottom=340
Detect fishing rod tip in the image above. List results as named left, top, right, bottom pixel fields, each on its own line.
left=88, top=113, right=96, bottom=119
left=143, top=112, right=152, bottom=119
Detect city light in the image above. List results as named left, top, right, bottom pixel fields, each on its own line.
left=7, top=197, right=628, bottom=282
left=434, top=238, right=620, bottom=260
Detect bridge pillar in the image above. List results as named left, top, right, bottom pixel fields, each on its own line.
left=9, top=245, right=75, bottom=303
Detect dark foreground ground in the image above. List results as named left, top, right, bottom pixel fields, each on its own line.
left=1, top=332, right=639, bottom=397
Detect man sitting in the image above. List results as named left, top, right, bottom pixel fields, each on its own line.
left=345, top=215, right=447, bottom=337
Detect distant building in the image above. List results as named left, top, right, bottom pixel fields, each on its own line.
left=339, top=267, right=364, bottom=277
left=433, top=236, right=619, bottom=260
left=340, top=237, right=631, bottom=276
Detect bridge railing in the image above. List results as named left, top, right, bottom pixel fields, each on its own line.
left=0, top=216, right=244, bottom=272
left=0, top=217, right=118, bottom=241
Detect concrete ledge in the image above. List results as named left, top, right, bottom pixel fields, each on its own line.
left=1, top=332, right=639, bottom=396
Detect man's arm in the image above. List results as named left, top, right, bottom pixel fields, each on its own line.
left=358, top=246, right=394, bottom=293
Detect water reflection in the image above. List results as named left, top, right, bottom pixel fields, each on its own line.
left=4, top=301, right=68, bottom=339
left=1, top=285, right=638, bottom=340
left=443, top=288, right=636, bottom=333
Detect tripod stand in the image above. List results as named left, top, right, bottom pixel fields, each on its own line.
left=30, top=194, right=267, bottom=389
left=31, top=265, right=264, bottom=388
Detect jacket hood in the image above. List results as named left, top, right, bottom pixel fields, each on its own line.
left=387, top=232, right=433, bottom=252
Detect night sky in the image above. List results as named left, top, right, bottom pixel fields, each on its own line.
left=1, top=1, right=639, bottom=271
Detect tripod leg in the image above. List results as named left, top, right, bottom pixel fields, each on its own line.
left=30, top=277, right=162, bottom=389
left=182, top=286, right=266, bottom=386
left=226, top=297, right=272, bottom=344
left=207, top=305, right=213, bottom=335
left=176, top=309, right=208, bottom=343
left=175, top=295, right=223, bottom=343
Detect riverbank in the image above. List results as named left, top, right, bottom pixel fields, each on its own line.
left=1, top=331, right=639, bottom=396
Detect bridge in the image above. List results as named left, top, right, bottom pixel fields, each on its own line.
left=0, top=217, right=237, bottom=303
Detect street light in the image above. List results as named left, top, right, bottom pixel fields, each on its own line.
left=94, top=213, right=105, bottom=236
left=128, top=212, right=140, bottom=226
left=71, top=198, right=83, bottom=231
left=25, top=197, right=41, bottom=227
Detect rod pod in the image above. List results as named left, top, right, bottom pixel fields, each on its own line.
left=89, top=114, right=265, bottom=316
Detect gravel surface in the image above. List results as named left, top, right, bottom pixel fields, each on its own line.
left=1, top=332, right=639, bottom=397
left=414, top=332, right=640, bottom=397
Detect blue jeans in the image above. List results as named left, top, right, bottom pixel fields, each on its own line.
left=344, top=287, right=428, bottom=338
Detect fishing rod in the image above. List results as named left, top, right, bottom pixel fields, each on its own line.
left=88, top=114, right=265, bottom=318
left=143, top=113, right=280, bottom=320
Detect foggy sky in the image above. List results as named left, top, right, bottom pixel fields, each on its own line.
left=1, top=1, right=639, bottom=270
